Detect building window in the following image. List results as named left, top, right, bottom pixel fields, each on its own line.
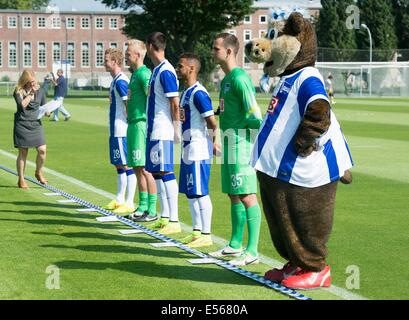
left=109, top=42, right=117, bottom=49
left=109, top=18, right=118, bottom=29
left=23, top=16, right=32, bottom=28
left=259, top=29, right=267, bottom=38
left=81, top=17, right=90, bottom=29
left=0, top=42, right=2, bottom=67
left=38, top=42, right=46, bottom=68
left=9, top=42, right=17, bottom=67
left=23, top=42, right=32, bottom=67
left=95, top=43, right=104, bottom=67
left=67, top=42, right=75, bottom=67
left=53, top=42, right=61, bottom=62
left=52, top=17, right=61, bottom=28
left=95, top=17, right=104, bottom=29
left=8, top=16, right=17, bottom=28
left=259, top=15, right=267, bottom=24
left=38, top=16, right=46, bottom=28
left=0, top=16, right=3, bottom=28
left=67, top=17, right=75, bottom=29
left=81, top=42, right=90, bottom=67
left=244, top=30, right=252, bottom=42
left=243, top=15, right=252, bottom=24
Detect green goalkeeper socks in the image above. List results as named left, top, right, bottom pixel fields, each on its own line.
left=229, top=202, right=247, bottom=250
left=245, top=204, right=261, bottom=257
left=137, top=192, right=148, bottom=213
left=148, top=193, right=157, bottom=216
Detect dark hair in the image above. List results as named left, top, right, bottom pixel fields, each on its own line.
left=179, top=52, right=201, bottom=73
left=146, top=32, right=166, bottom=51
left=215, top=32, right=239, bottom=55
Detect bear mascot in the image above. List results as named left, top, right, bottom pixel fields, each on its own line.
left=245, top=9, right=353, bottom=289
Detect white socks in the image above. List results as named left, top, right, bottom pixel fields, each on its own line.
left=125, top=169, right=136, bottom=208
left=162, top=173, right=179, bottom=222
left=155, top=176, right=169, bottom=219
left=188, top=195, right=212, bottom=234
left=116, top=169, right=127, bottom=204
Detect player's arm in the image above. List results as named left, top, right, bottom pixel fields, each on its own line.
left=160, top=70, right=180, bottom=142
left=115, top=79, right=129, bottom=116
left=236, top=76, right=263, bottom=129
left=169, top=96, right=180, bottom=143
left=193, top=90, right=220, bottom=156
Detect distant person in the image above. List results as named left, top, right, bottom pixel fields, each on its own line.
left=13, top=69, right=48, bottom=189
left=103, top=48, right=137, bottom=214
left=51, top=69, right=71, bottom=121
left=325, top=73, right=336, bottom=105
left=41, top=72, right=54, bottom=95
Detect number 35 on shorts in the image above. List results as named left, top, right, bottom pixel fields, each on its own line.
left=231, top=174, right=243, bottom=189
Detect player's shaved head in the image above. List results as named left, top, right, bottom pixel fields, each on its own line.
left=215, top=32, right=240, bottom=56
left=179, top=52, right=201, bottom=73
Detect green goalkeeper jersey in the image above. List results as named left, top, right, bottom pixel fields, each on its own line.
left=219, top=67, right=262, bottom=131
left=127, top=65, right=152, bottom=123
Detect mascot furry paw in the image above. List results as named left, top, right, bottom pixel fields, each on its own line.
left=246, top=9, right=353, bottom=289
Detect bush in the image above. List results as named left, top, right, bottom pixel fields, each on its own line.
left=1, top=75, right=10, bottom=82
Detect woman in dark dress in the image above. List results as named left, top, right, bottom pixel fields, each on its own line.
left=13, top=69, right=48, bottom=189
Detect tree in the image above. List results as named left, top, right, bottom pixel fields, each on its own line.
left=357, top=0, right=398, bottom=61
left=0, top=0, right=50, bottom=10
left=316, top=0, right=357, bottom=61
left=392, top=0, right=409, bottom=51
left=99, top=0, right=253, bottom=83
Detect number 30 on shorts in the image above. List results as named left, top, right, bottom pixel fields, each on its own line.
left=132, top=149, right=142, bottom=161
left=231, top=174, right=243, bottom=189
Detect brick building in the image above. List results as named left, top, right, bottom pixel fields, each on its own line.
left=0, top=5, right=128, bottom=83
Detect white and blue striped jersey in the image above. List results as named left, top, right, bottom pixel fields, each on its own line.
left=180, top=82, right=214, bottom=161
left=147, top=59, right=179, bottom=141
left=109, top=72, right=129, bottom=137
left=251, top=67, right=353, bottom=188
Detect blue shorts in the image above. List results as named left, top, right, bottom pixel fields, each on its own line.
left=109, top=136, right=128, bottom=166
left=145, top=139, right=174, bottom=173
left=179, top=159, right=211, bottom=197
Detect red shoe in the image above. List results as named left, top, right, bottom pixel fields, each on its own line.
left=264, top=262, right=301, bottom=283
left=281, top=265, right=331, bottom=290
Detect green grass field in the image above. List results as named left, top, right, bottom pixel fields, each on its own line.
left=0, top=95, right=408, bottom=300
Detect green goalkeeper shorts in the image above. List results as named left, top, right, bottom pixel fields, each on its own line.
left=221, top=131, right=258, bottom=195
left=127, top=121, right=147, bottom=167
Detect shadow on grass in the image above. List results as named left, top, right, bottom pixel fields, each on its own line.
left=33, top=231, right=157, bottom=245
left=54, top=258, right=259, bottom=287
left=0, top=201, right=83, bottom=210
left=41, top=243, right=193, bottom=259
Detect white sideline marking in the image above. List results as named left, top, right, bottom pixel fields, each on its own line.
left=76, top=208, right=97, bottom=212
left=96, top=216, right=119, bottom=222
left=188, top=258, right=218, bottom=265
left=118, top=229, right=144, bottom=235
left=43, top=192, right=61, bottom=196
left=57, top=199, right=77, bottom=203
left=150, top=242, right=179, bottom=248
left=0, top=149, right=368, bottom=300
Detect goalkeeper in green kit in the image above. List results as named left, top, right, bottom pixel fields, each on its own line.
left=125, top=39, right=158, bottom=222
left=209, top=33, right=263, bottom=266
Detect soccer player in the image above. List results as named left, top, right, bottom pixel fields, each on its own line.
left=103, top=48, right=137, bottom=214
left=145, top=32, right=181, bottom=235
left=209, top=33, right=263, bottom=266
left=125, top=39, right=158, bottom=222
left=176, top=53, right=218, bottom=247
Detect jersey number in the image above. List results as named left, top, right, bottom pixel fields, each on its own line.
left=231, top=174, right=243, bottom=189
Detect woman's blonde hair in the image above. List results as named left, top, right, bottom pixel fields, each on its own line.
left=16, top=69, right=36, bottom=95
